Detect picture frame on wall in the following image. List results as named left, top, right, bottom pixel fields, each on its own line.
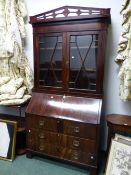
left=0, top=119, right=17, bottom=161
left=105, top=136, right=131, bottom=175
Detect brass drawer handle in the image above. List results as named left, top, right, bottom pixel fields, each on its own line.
left=72, top=151, right=79, bottom=160
left=39, top=133, right=46, bottom=139
left=39, top=121, right=45, bottom=127
left=74, top=126, right=80, bottom=133
left=39, top=145, right=45, bottom=151
left=73, top=140, right=80, bottom=147
left=73, top=155, right=79, bottom=160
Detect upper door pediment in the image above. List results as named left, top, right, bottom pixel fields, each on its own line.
left=30, top=5, right=110, bottom=24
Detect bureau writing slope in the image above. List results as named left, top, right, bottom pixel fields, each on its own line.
left=26, top=6, right=111, bottom=175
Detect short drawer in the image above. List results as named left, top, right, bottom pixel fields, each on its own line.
left=26, top=115, right=58, bottom=132
left=26, top=130, right=59, bottom=156
left=36, top=143, right=66, bottom=157
left=64, top=149, right=97, bottom=166
left=63, top=135, right=96, bottom=153
left=63, top=120, right=97, bottom=139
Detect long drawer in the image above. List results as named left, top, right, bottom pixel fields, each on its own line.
left=27, top=129, right=96, bottom=153
left=27, top=142, right=96, bottom=166
left=26, top=115, right=97, bottom=139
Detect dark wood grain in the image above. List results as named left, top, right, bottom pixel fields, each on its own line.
left=26, top=92, right=101, bottom=174
left=31, top=7, right=110, bottom=97
left=26, top=6, right=111, bottom=175
left=106, top=114, right=131, bottom=154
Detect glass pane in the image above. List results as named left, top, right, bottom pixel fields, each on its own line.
left=69, top=34, right=98, bottom=91
left=39, top=35, right=62, bottom=87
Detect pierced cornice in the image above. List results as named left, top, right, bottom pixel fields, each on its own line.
left=30, top=6, right=110, bottom=24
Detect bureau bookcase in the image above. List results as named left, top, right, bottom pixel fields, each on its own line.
left=26, top=6, right=111, bottom=175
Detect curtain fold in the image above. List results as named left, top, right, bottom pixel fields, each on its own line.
left=115, top=0, right=131, bottom=101
left=0, top=0, right=33, bottom=105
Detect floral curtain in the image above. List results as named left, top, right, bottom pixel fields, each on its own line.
left=0, top=0, right=33, bottom=105
left=115, top=0, right=131, bottom=101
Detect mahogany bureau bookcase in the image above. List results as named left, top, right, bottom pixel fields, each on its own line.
left=26, top=6, right=111, bottom=175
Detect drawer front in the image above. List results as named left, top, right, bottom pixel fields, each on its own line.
left=27, top=116, right=98, bottom=139
left=27, top=129, right=96, bottom=154
left=27, top=129, right=60, bottom=151
left=63, top=120, right=97, bottom=139
left=26, top=115, right=58, bottom=132
left=64, top=149, right=96, bottom=166
left=28, top=139, right=96, bottom=167
left=36, top=143, right=66, bottom=157
left=64, top=135, right=96, bottom=153
left=35, top=142, right=96, bottom=166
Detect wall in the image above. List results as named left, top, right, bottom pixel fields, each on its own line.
left=1, top=0, right=131, bottom=149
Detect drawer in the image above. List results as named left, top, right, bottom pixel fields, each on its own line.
left=27, top=130, right=59, bottom=156
left=63, top=120, right=97, bottom=139
left=62, top=135, right=96, bottom=153
left=26, top=115, right=58, bottom=132
left=35, top=143, right=96, bottom=167
left=27, top=129, right=60, bottom=150
left=26, top=115, right=98, bottom=139
left=27, top=129, right=96, bottom=153
left=64, top=149, right=97, bottom=166
left=36, top=143, right=66, bottom=157
left=27, top=128, right=97, bottom=167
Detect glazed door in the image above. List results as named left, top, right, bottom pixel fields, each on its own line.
left=34, top=31, right=105, bottom=95
left=37, top=33, right=63, bottom=89
left=68, top=31, right=102, bottom=94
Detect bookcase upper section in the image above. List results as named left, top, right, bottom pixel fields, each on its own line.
left=29, top=6, right=111, bottom=98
